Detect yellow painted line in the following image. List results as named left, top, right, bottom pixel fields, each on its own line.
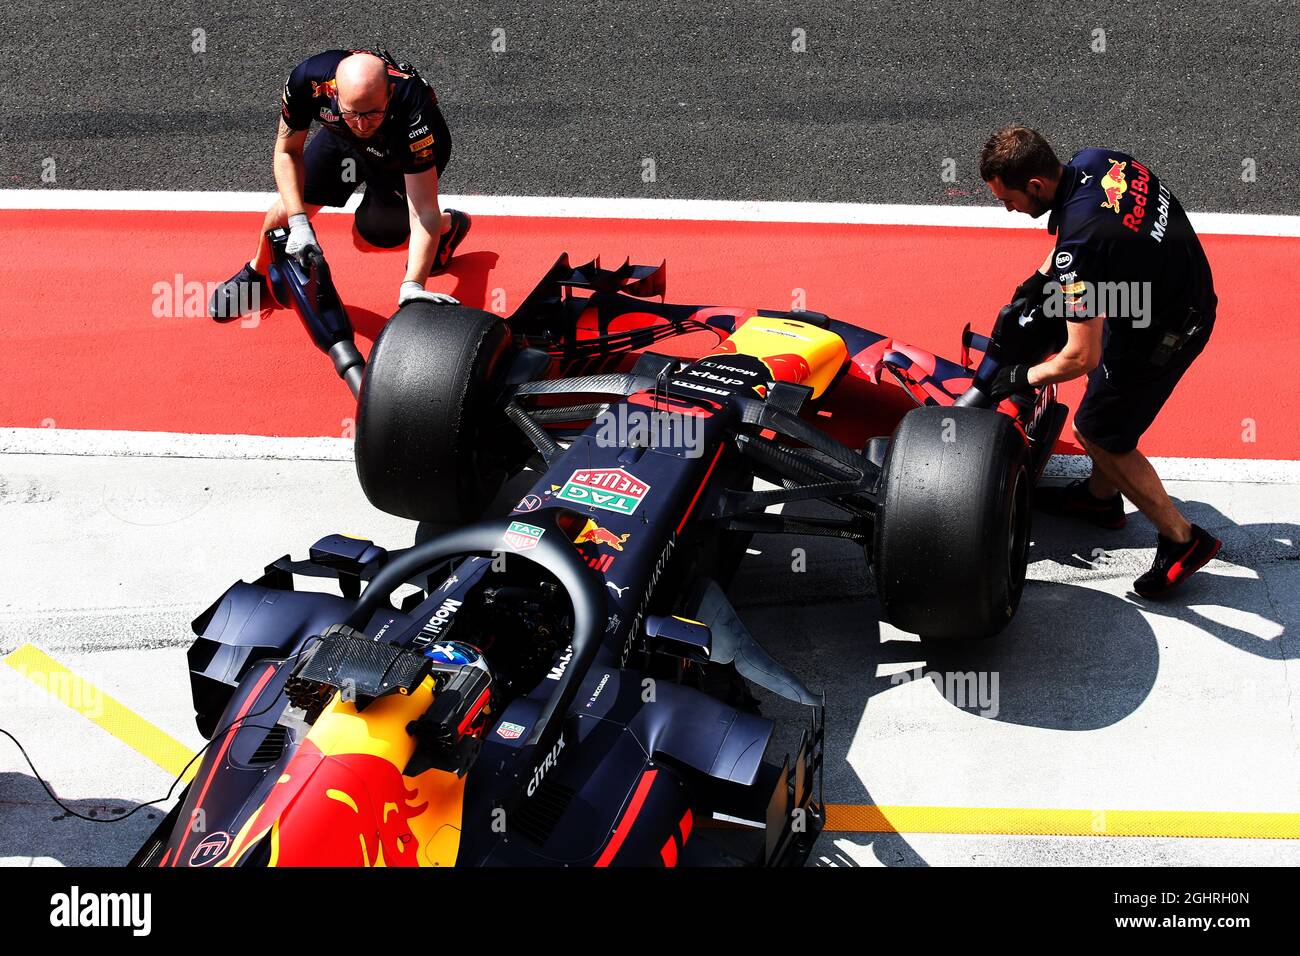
left=825, top=804, right=1300, bottom=840
left=5, top=642, right=1296, bottom=840
left=4, top=643, right=198, bottom=782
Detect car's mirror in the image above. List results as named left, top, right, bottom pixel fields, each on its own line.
left=645, top=615, right=712, bottom=663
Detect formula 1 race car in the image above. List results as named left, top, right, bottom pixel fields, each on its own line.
left=341, top=242, right=1068, bottom=641
left=235, top=229, right=1069, bottom=641
left=136, top=235, right=1065, bottom=867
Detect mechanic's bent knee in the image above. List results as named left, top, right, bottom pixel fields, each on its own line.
left=355, top=216, right=409, bottom=248
left=354, top=199, right=410, bottom=249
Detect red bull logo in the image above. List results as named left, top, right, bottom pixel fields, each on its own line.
left=310, top=79, right=338, bottom=100
left=221, top=738, right=429, bottom=866
left=762, top=353, right=813, bottom=382
left=1099, top=160, right=1128, bottom=213
left=1122, top=160, right=1152, bottom=234
left=575, top=520, right=630, bottom=551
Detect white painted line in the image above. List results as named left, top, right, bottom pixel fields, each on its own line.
left=2, top=190, right=1297, bottom=237
left=0, top=428, right=353, bottom=461
left=2, top=427, right=1296, bottom=483
left=1041, top=454, right=1300, bottom=485
left=0, top=189, right=361, bottom=214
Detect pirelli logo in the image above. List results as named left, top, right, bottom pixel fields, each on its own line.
left=409, top=134, right=434, bottom=151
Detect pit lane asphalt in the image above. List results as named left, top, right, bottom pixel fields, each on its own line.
left=1, top=1, right=1296, bottom=212
left=1, top=449, right=1297, bottom=866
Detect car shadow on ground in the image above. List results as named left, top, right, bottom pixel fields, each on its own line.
left=738, top=578, right=1162, bottom=867
left=729, top=491, right=1298, bottom=866
left=0, top=772, right=165, bottom=866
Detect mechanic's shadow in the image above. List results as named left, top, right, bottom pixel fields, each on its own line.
left=1030, top=496, right=1295, bottom=660
left=0, top=772, right=165, bottom=866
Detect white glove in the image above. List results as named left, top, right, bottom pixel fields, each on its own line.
left=285, top=213, right=320, bottom=263
left=398, top=281, right=460, bottom=307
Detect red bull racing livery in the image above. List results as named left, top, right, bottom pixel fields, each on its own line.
left=137, top=239, right=1073, bottom=867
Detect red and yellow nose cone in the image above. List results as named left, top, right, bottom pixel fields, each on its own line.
left=714, top=317, right=848, bottom=399
left=220, top=678, right=467, bottom=867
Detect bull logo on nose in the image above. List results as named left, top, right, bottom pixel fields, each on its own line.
left=220, top=739, right=431, bottom=867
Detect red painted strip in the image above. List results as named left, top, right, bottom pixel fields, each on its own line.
left=171, top=663, right=278, bottom=866
left=1, top=210, right=1295, bottom=459
left=457, top=685, right=492, bottom=737
left=679, top=807, right=693, bottom=843
left=660, top=835, right=678, bottom=867
left=676, top=443, right=725, bottom=535
left=159, top=847, right=172, bottom=868
left=594, top=768, right=658, bottom=867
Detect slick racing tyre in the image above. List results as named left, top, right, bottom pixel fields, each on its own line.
left=873, top=405, right=1031, bottom=640
left=356, top=301, right=515, bottom=523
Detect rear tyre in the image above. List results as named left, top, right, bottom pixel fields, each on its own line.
left=873, top=405, right=1031, bottom=640
left=355, top=301, right=515, bottom=523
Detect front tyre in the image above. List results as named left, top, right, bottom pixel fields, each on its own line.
left=355, top=301, right=515, bottom=523
left=873, top=405, right=1031, bottom=640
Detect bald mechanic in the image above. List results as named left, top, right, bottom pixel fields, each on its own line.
left=209, top=49, right=471, bottom=320
left=979, top=124, right=1221, bottom=598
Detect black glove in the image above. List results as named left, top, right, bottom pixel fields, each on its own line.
left=989, top=363, right=1036, bottom=400
left=993, top=270, right=1050, bottom=343
left=1013, top=269, right=1051, bottom=306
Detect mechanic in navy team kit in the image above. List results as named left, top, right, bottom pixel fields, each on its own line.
left=979, top=124, right=1221, bottom=597
left=208, top=49, right=471, bottom=320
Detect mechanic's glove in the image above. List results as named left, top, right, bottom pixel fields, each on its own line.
left=398, top=281, right=460, bottom=307
left=1013, top=269, right=1051, bottom=307
left=285, top=213, right=321, bottom=264
left=988, top=363, right=1036, bottom=400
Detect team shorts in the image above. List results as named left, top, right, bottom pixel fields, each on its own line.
left=1073, top=322, right=1213, bottom=454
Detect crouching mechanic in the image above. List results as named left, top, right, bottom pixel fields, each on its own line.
left=979, top=124, right=1221, bottom=598
left=208, top=49, right=472, bottom=320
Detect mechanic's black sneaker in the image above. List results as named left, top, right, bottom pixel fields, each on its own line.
left=208, top=262, right=270, bottom=322
left=432, top=209, right=471, bottom=273
left=1133, top=525, right=1221, bottom=598
left=1035, top=478, right=1126, bottom=529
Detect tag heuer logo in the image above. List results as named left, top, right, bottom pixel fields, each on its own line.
left=503, top=520, right=544, bottom=551
left=496, top=721, right=526, bottom=740
left=556, top=468, right=650, bottom=515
